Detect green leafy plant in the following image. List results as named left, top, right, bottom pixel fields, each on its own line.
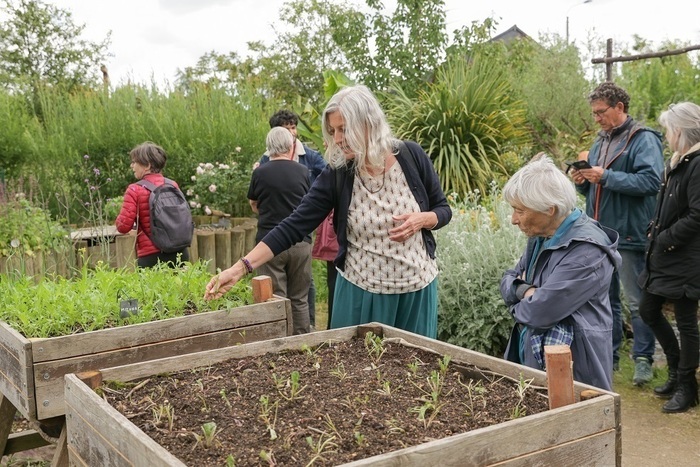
left=193, top=421, right=221, bottom=450
left=363, top=332, right=386, bottom=365
left=274, top=370, right=307, bottom=401
left=258, top=395, right=279, bottom=440
left=511, top=373, right=535, bottom=419
left=436, top=188, right=526, bottom=356
left=458, top=376, right=487, bottom=417
left=0, top=194, right=70, bottom=257
left=385, top=53, right=530, bottom=197
left=0, top=261, right=252, bottom=338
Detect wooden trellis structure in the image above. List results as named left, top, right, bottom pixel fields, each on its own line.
left=593, top=38, right=700, bottom=81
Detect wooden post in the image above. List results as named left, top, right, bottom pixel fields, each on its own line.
left=115, top=233, right=136, bottom=270
left=189, top=229, right=199, bottom=263
left=545, top=345, right=576, bottom=409
left=197, top=231, right=216, bottom=274
left=242, top=223, right=257, bottom=253
left=606, top=38, right=613, bottom=82
left=252, top=275, right=273, bottom=303
left=231, top=226, right=245, bottom=263
left=215, top=230, right=232, bottom=271
left=0, top=394, right=16, bottom=458
left=232, top=217, right=249, bottom=227
left=52, top=424, right=69, bottom=467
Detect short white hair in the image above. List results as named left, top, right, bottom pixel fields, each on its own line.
left=503, top=154, right=577, bottom=217
left=266, top=127, right=294, bottom=157
left=659, top=102, right=700, bottom=154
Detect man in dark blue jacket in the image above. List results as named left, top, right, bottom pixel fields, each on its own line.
left=571, top=82, right=663, bottom=385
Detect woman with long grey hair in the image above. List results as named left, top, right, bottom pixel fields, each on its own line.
left=205, top=85, right=452, bottom=338
left=639, top=102, right=700, bottom=413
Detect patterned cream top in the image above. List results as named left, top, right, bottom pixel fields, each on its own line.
left=342, top=161, right=438, bottom=294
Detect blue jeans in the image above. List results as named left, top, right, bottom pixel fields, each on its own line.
left=611, top=249, right=656, bottom=363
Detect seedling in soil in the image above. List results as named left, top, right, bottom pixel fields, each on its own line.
left=225, top=454, right=236, bottom=467
left=364, top=332, right=386, bottom=365
left=329, top=362, right=348, bottom=381
left=510, top=373, right=534, bottom=419
left=258, top=395, right=279, bottom=440
left=438, top=355, right=452, bottom=375
left=220, top=388, right=232, bottom=409
left=353, top=431, right=367, bottom=447
left=376, top=379, right=393, bottom=397
left=193, top=421, right=221, bottom=450
left=276, top=370, right=307, bottom=401
left=305, top=432, right=338, bottom=465
left=410, top=370, right=451, bottom=427
left=458, top=376, right=487, bottom=417
left=385, top=418, right=406, bottom=435
left=321, top=413, right=342, bottom=441
left=259, top=449, right=277, bottom=466
left=151, top=402, right=175, bottom=431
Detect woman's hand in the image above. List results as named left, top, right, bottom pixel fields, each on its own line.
left=204, top=262, right=245, bottom=300
left=389, top=212, right=437, bottom=242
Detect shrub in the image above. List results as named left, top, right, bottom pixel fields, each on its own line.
left=436, top=187, right=525, bottom=356
left=185, top=157, right=251, bottom=216
left=0, top=192, right=70, bottom=257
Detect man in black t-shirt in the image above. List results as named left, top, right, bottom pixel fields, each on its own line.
left=247, top=127, right=311, bottom=334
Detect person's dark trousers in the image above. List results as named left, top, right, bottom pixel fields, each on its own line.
left=618, top=249, right=656, bottom=362
left=308, top=276, right=316, bottom=327
left=137, top=248, right=190, bottom=268
left=639, top=291, right=699, bottom=379
left=609, top=270, right=623, bottom=368
left=326, top=261, right=337, bottom=329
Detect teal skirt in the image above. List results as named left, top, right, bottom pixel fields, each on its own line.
left=330, top=274, right=438, bottom=339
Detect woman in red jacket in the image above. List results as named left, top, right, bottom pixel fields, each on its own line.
left=115, top=142, right=190, bottom=267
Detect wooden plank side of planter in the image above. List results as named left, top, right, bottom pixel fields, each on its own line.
left=343, top=396, right=616, bottom=466
left=99, top=327, right=358, bottom=384
left=30, top=299, right=289, bottom=362
left=0, top=321, right=35, bottom=419
left=34, top=320, right=287, bottom=419
left=64, top=374, right=185, bottom=467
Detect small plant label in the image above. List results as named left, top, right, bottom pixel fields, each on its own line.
left=119, top=299, right=139, bottom=318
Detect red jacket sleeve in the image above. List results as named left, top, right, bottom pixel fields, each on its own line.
left=115, top=185, right=139, bottom=233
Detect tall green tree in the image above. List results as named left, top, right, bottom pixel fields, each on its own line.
left=0, top=0, right=111, bottom=92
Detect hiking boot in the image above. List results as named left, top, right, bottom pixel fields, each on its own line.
left=654, top=368, right=678, bottom=399
left=633, top=357, right=653, bottom=386
left=662, top=375, right=699, bottom=413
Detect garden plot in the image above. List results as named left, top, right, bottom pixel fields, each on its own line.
left=65, top=323, right=621, bottom=466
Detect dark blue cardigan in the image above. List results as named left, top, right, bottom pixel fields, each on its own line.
left=261, top=140, right=452, bottom=271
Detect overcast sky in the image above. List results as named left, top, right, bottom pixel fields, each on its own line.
left=41, top=0, right=700, bottom=86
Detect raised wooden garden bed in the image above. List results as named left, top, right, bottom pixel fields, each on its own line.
left=0, top=277, right=288, bottom=463
left=64, top=324, right=621, bottom=466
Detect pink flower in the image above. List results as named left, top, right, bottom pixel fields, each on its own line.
left=235, top=146, right=242, bottom=153
left=208, top=184, right=217, bottom=193
left=204, top=205, right=212, bottom=215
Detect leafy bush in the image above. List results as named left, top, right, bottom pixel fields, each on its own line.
left=186, top=158, right=251, bottom=216
left=436, top=187, right=525, bottom=356
left=0, top=261, right=252, bottom=338
left=384, top=54, right=530, bottom=198
left=0, top=193, right=69, bottom=257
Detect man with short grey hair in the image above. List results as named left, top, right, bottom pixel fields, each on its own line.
left=247, top=126, right=312, bottom=334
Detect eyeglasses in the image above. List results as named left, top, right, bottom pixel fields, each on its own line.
left=591, top=106, right=613, bottom=117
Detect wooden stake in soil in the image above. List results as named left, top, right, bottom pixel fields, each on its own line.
left=252, top=276, right=273, bottom=303
left=544, top=345, right=575, bottom=409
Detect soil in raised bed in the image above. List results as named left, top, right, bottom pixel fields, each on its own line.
left=103, top=334, right=549, bottom=466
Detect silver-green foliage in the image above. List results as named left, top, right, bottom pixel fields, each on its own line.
left=0, top=261, right=251, bottom=338
left=436, top=189, right=525, bottom=356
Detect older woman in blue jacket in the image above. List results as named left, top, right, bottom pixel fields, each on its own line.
left=501, top=155, right=621, bottom=390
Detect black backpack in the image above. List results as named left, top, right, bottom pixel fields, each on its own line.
left=136, top=178, right=194, bottom=253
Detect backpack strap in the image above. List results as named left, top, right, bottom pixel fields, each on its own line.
left=136, top=179, right=157, bottom=192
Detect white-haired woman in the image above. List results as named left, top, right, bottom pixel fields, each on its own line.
left=638, top=102, right=700, bottom=413
left=205, top=85, right=452, bottom=338
left=500, top=155, right=621, bottom=390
